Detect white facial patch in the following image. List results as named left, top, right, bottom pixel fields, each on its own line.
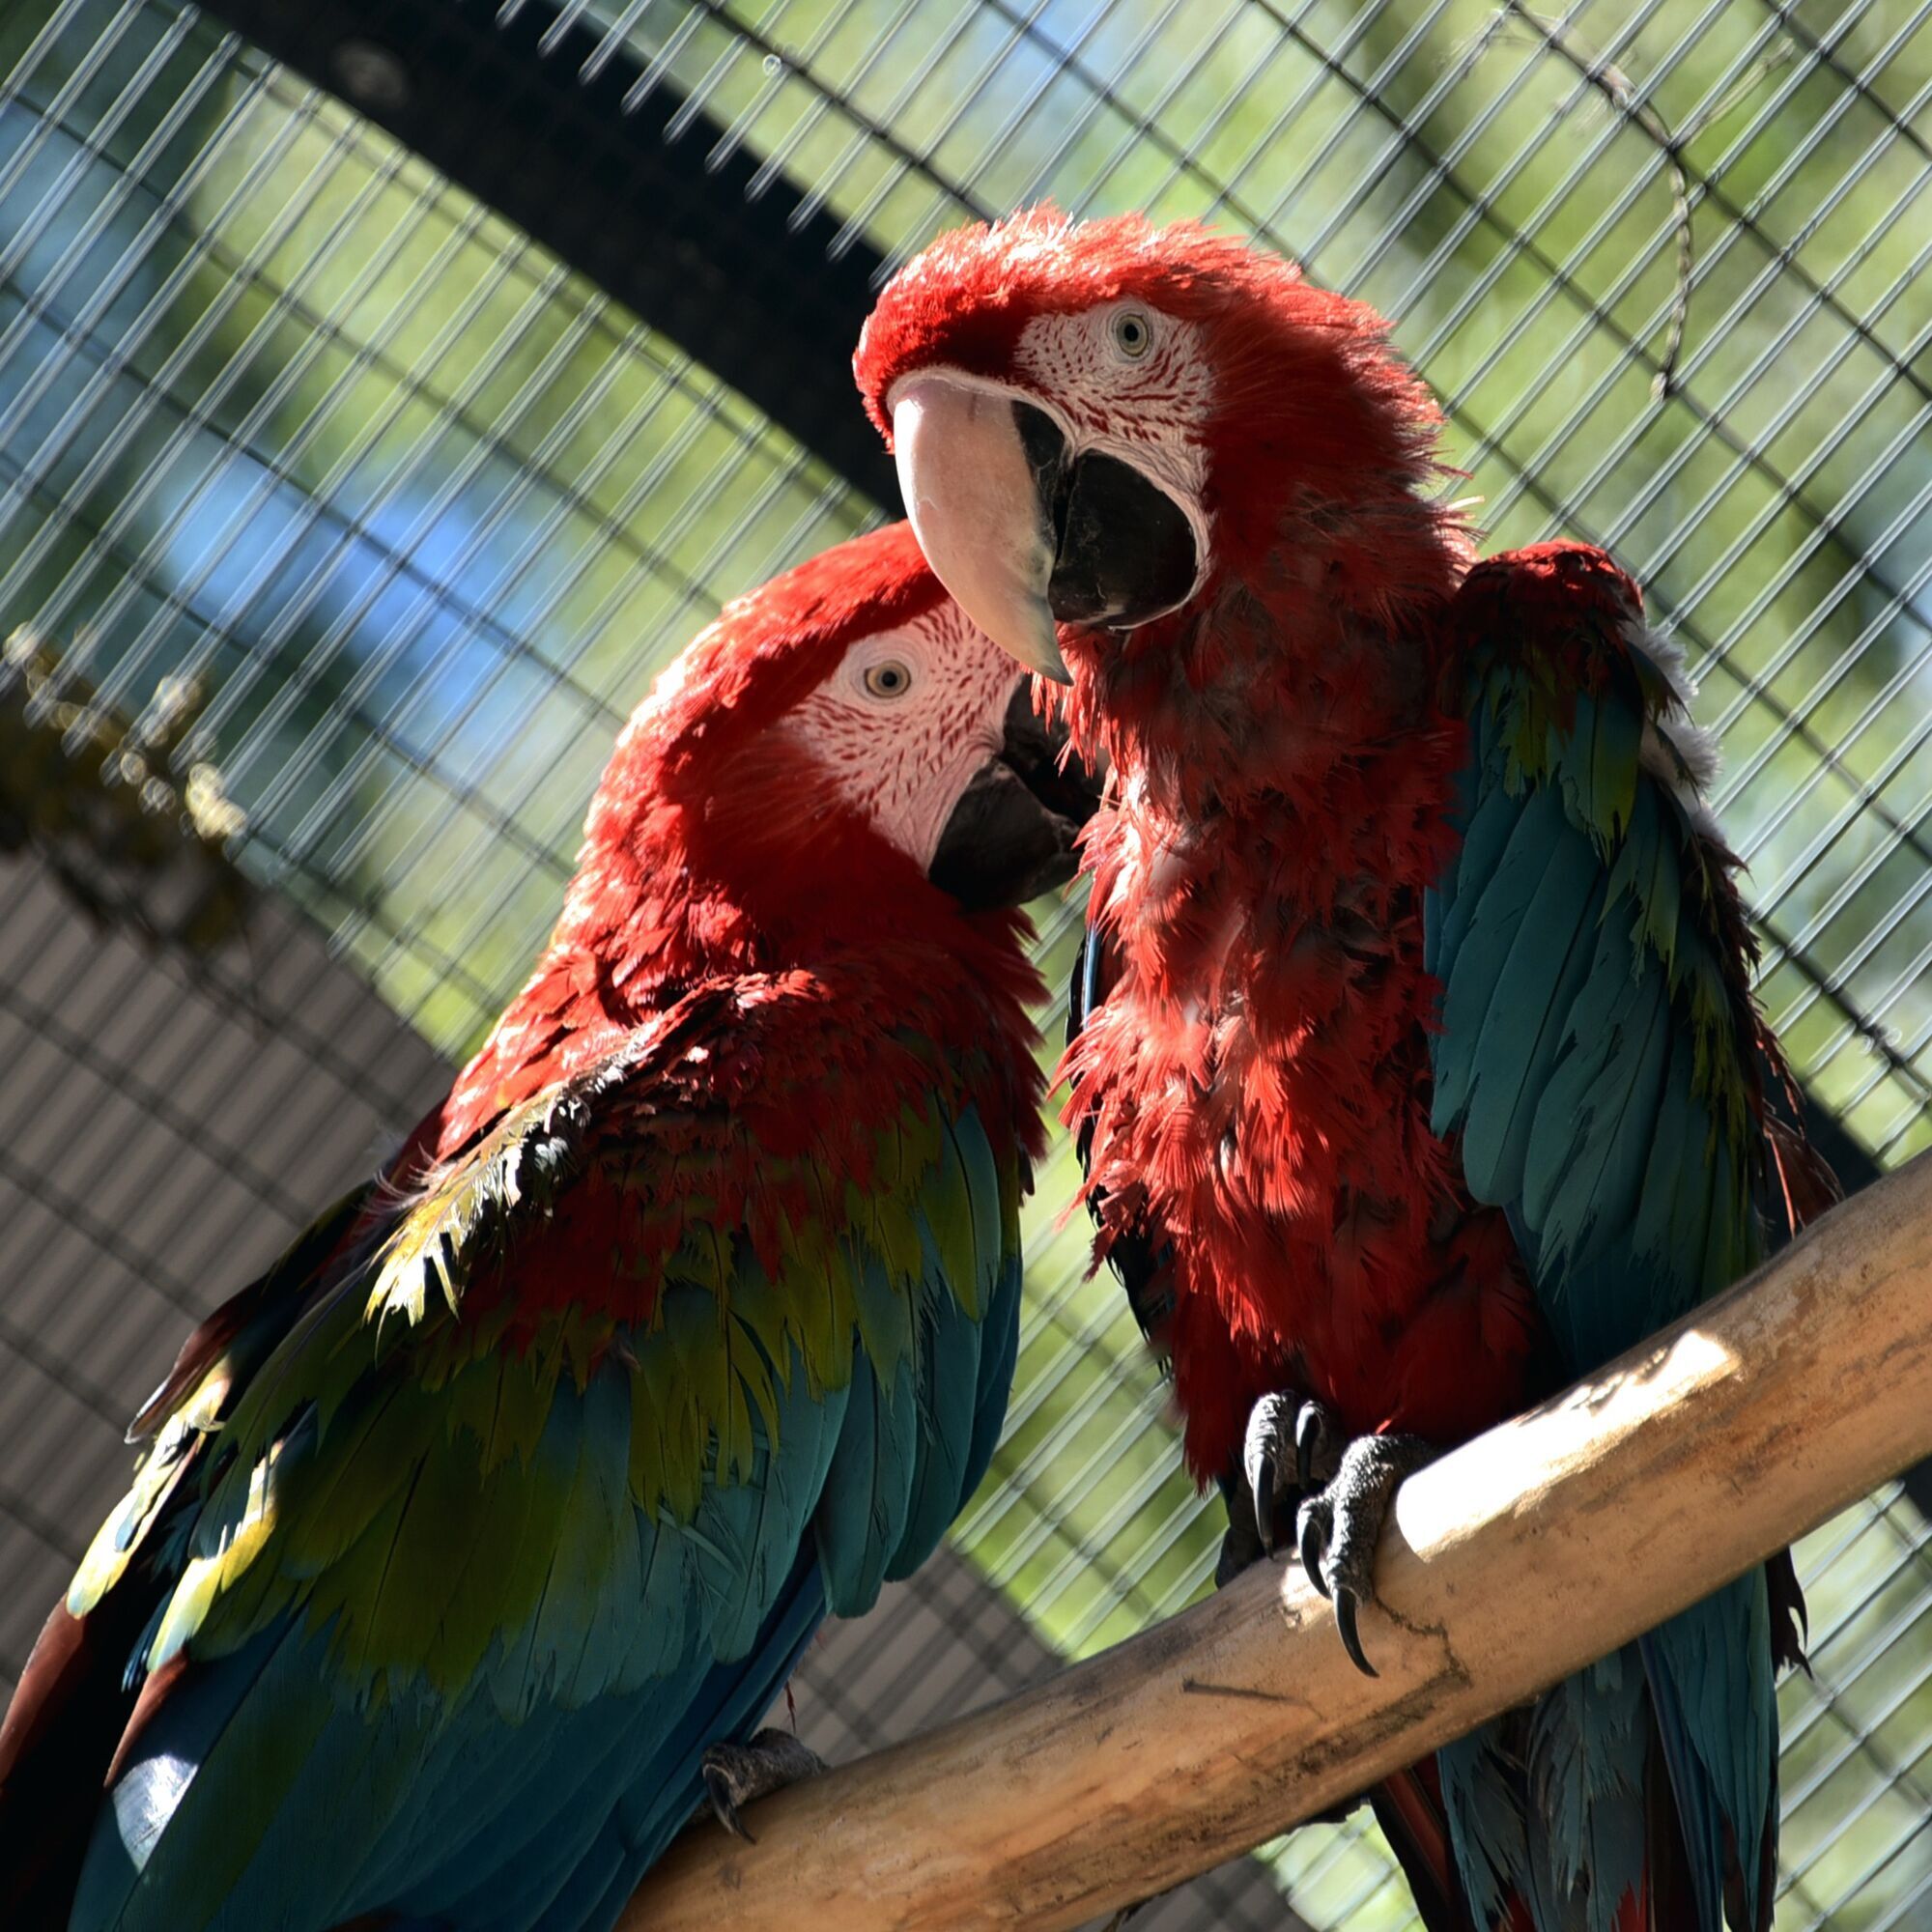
left=782, top=601, right=1022, bottom=870
left=1013, top=301, right=1214, bottom=536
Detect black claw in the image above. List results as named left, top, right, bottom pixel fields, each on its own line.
left=1335, top=1590, right=1378, bottom=1678
left=1299, top=1507, right=1330, bottom=1597
left=1252, top=1451, right=1277, bottom=1555
left=1294, top=1404, right=1323, bottom=1493
left=704, top=1767, right=755, bottom=1843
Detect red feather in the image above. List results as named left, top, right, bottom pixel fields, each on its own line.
left=375, top=523, right=1050, bottom=1331
left=0, top=524, right=1052, bottom=1930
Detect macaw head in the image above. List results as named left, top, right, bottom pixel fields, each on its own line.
left=579, top=523, right=1095, bottom=960
left=853, top=208, right=1450, bottom=694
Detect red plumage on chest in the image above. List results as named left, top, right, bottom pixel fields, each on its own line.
left=1062, top=621, right=1537, bottom=1485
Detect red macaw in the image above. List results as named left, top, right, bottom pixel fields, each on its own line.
left=856, top=211, right=1833, bottom=1932
left=0, top=522, right=1094, bottom=1932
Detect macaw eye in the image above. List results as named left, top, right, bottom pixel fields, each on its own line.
left=1111, top=309, right=1152, bottom=360
left=863, top=659, right=914, bottom=698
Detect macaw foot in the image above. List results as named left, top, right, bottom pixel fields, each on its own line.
left=1243, top=1391, right=1349, bottom=1550
left=1214, top=1390, right=1341, bottom=1584
left=1294, top=1421, right=1436, bottom=1678
left=1210, top=1393, right=1407, bottom=1833
left=699, top=1727, right=826, bottom=1843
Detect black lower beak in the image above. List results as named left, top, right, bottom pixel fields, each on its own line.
left=929, top=684, right=1101, bottom=910
left=1014, top=401, right=1199, bottom=630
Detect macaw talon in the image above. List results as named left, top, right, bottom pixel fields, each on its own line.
left=1294, top=1398, right=1334, bottom=1495
left=1293, top=1432, right=1436, bottom=1677
left=1334, top=1589, right=1377, bottom=1680
left=1241, top=1389, right=1346, bottom=1558
left=1297, top=1496, right=1333, bottom=1599
left=698, top=1728, right=827, bottom=1843
left=1242, top=1389, right=1299, bottom=1553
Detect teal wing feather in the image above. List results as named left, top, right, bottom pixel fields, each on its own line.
left=24, top=992, right=1024, bottom=1932
left=1428, top=543, right=1787, bottom=1932
left=0, top=1181, right=384, bottom=1931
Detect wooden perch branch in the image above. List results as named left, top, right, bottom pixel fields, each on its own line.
left=626, top=1151, right=1932, bottom=1932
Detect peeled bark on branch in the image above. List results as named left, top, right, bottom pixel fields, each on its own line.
left=625, top=1151, right=1932, bottom=1932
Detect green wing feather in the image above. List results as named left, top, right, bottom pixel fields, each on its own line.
left=1431, top=581, right=1764, bottom=1365
left=1428, top=545, right=1787, bottom=1932
left=57, top=987, right=1026, bottom=1927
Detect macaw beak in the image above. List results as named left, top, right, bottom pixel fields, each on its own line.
left=893, top=374, right=1069, bottom=683
left=929, top=683, right=1101, bottom=909
left=891, top=373, right=1201, bottom=685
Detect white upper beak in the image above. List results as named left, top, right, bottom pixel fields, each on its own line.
left=891, top=374, right=1070, bottom=684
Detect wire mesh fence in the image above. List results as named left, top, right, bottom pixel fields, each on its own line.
left=2, top=0, right=1930, bottom=1925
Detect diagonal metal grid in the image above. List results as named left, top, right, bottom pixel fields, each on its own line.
left=2, top=0, right=1930, bottom=1925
